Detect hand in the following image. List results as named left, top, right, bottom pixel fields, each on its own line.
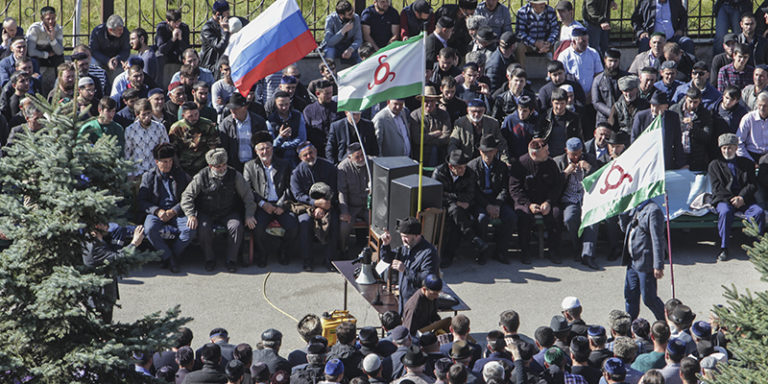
left=529, top=203, right=540, bottom=214
left=654, top=269, right=664, bottom=279
left=730, top=196, right=745, bottom=208
left=564, top=162, right=578, bottom=175
left=262, top=202, right=275, bottom=214
left=216, top=97, right=224, bottom=106
left=313, top=207, right=326, bottom=219
left=540, top=201, right=551, bottom=215
left=534, top=40, right=546, bottom=52
left=340, top=213, right=352, bottom=223
left=341, top=22, right=354, bottom=34
left=639, top=32, right=649, bottom=41
left=187, top=216, right=198, bottom=230
left=578, top=160, right=592, bottom=173
left=273, top=207, right=284, bottom=215
left=130, top=225, right=145, bottom=246
left=456, top=201, right=469, bottom=210
left=540, top=41, right=552, bottom=53
left=391, top=259, right=405, bottom=272
left=278, top=125, right=292, bottom=138
left=314, top=198, right=332, bottom=211
left=486, top=204, right=500, bottom=219
left=245, top=216, right=257, bottom=230
left=601, top=22, right=611, bottom=31
left=172, top=28, right=182, bottom=41
left=46, top=25, right=57, bottom=40
left=342, top=48, right=353, bottom=60
left=108, top=57, right=121, bottom=71
left=220, top=19, right=230, bottom=31
left=381, top=230, right=392, bottom=246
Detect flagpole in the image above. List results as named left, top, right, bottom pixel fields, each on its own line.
left=664, top=192, right=676, bottom=299
left=417, top=27, right=427, bottom=213
left=314, top=49, right=373, bottom=185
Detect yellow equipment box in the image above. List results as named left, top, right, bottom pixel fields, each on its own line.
left=321, top=310, right=357, bottom=346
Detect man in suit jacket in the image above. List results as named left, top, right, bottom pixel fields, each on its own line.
left=708, top=133, right=764, bottom=261
left=138, top=143, right=194, bottom=273
left=252, top=328, right=292, bottom=375
left=619, top=200, right=666, bottom=321
left=584, top=123, right=612, bottom=165
left=425, top=17, right=454, bottom=63
left=243, top=131, right=298, bottom=267
left=631, top=92, right=685, bottom=170
left=218, top=93, right=269, bottom=172
left=326, top=111, right=378, bottom=164
left=449, top=98, right=511, bottom=164
left=185, top=343, right=227, bottom=384
left=374, top=99, right=413, bottom=157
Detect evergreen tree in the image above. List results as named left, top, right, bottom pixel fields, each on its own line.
left=711, top=222, right=768, bottom=383
left=0, top=95, right=190, bottom=382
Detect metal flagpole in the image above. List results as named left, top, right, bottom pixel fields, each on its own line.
left=417, top=27, right=426, bottom=213
left=664, top=193, right=676, bottom=299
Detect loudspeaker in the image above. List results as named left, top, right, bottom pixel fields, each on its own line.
left=371, top=157, right=419, bottom=230
left=387, top=174, right=443, bottom=248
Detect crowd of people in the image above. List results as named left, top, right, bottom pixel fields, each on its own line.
left=136, top=295, right=730, bottom=384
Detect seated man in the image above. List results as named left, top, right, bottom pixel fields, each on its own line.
left=402, top=274, right=442, bottom=335
left=138, top=143, right=194, bottom=273
left=654, top=60, right=683, bottom=103
left=628, top=32, right=665, bottom=76
left=0, top=37, right=39, bottom=88
left=290, top=142, right=339, bottom=272
left=638, top=66, right=659, bottom=101
left=435, top=0, right=476, bottom=59
left=124, top=98, right=170, bottom=178
left=169, top=48, right=216, bottom=87
left=429, top=47, right=460, bottom=86
left=76, top=77, right=99, bottom=119
left=360, top=0, right=400, bottom=51
left=337, top=143, right=369, bottom=253
left=717, top=43, right=754, bottom=92
left=669, top=87, right=713, bottom=172
left=535, top=87, right=582, bottom=158
left=321, top=0, right=362, bottom=63
left=538, top=60, right=587, bottom=111
left=0, top=70, right=29, bottom=121
left=509, top=138, right=563, bottom=264
left=168, top=101, right=220, bottom=175
left=631, top=0, right=693, bottom=55
left=25, top=6, right=64, bottom=92
left=433, top=149, right=486, bottom=267
left=374, top=98, right=413, bottom=157
left=468, top=134, right=515, bottom=264
left=515, top=0, right=559, bottom=68
left=244, top=131, right=298, bottom=267
left=218, top=92, right=269, bottom=172
left=326, top=110, right=378, bottom=165
left=671, top=61, right=721, bottom=110
left=710, top=133, right=764, bottom=262
left=410, top=86, right=451, bottom=167
left=554, top=137, right=598, bottom=269
left=438, top=76, right=468, bottom=126
left=267, top=90, right=307, bottom=167
left=113, top=87, right=140, bottom=128
left=449, top=98, right=510, bottom=164
left=181, top=148, right=257, bottom=272
left=110, top=61, right=150, bottom=106
left=379, top=216, right=440, bottom=313
left=608, top=75, right=650, bottom=135
left=584, top=122, right=613, bottom=165
left=484, top=32, right=517, bottom=95
left=47, top=61, right=75, bottom=103
left=89, top=14, right=130, bottom=71
left=736, top=92, right=768, bottom=162
left=77, top=97, right=125, bottom=154
left=741, top=64, right=768, bottom=110
left=400, top=0, right=435, bottom=40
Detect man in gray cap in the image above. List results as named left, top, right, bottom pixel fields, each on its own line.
left=181, top=147, right=257, bottom=272
left=402, top=274, right=443, bottom=335
left=554, top=137, right=599, bottom=269
left=337, top=142, right=369, bottom=254
left=708, top=133, right=764, bottom=261
left=253, top=328, right=291, bottom=375
left=631, top=92, right=685, bottom=170
left=669, top=86, right=714, bottom=172
left=654, top=61, right=684, bottom=103
left=608, top=75, right=650, bottom=135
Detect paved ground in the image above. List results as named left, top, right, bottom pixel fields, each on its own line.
left=114, top=228, right=765, bottom=353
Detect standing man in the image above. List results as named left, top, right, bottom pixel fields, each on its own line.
left=181, top=148, right=258, bottom=272
left=154, top=9, right=190, bottom=86
left=200, top=0, right=231, bottom=72
left=620, top=200, right=666, bottom=321
left=129, top=28, right=161, bottom=86
left=268, top=90, right=308, bottom=166
left=515, top=0, right=559, bottom=68
left=583, top=0, right=616, bottom=55
left=124, top=99, right=170, bottom=178
left=410, top=86, right=451, bottom=167
left=631, top=93, right=685, bottom=170
left=379, top=216, right=440, bottom=313
left=374, top=98, right=413, bottom=157
left=592, top=48, right=627, bottom=124
left=740, top=64, right=768, bottom=110
left=218, top=92, right=269, bottom=172
left=337, top=143, right=369, bottom=254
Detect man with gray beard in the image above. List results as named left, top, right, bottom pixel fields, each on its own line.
left=608, top=76, right=649, bottom=135
left=337, top=142, right=369, bottom=253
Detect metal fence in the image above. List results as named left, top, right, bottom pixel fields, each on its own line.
left=0, top=0, right=754, bottom=49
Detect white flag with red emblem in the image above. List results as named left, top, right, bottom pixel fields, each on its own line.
left=337, top=33, right=424, bottom=112
left=579, top=115, right=666, bottom=234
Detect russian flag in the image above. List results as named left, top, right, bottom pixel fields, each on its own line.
left=226, top=0, right=317, bottom=96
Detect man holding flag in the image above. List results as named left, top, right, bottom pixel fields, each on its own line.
left=580, top=115, right=668, bottom=320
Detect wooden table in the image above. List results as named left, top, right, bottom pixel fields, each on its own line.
left=332, top=260, right=470, bottom=316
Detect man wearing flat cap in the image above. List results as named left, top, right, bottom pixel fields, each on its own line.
left=608, top=76, right=650, bottom=136
left=468, top=134, right=515, bottom=264
left=402, top=274, right=443, bottom=336
left=434, top=149, right=488, bottom=266
left=654, top=61, right=684, bottom=103
left=593, top=48, right=629, bottom=124
left=291, top=336, right=329, bottom=384
left=290, top=142, right=339, bottom=272
left=509, top=138, right=564, bottom=264
left=671, top=61, right=722, bottom=110
left=380, top=217, right=440, bottom=313
left=708, top=133, right=764, bottom=261
left=244, top=130, right=298, bottom=267
left=631, top=92, right=686, bottom=170
left=669, top=86, right=713, bottom=172
left=435, top=0, right=476, bottom=58
left=449, top=98, right=510, bottom=165
left=219, top=92, right=269, bottom=172
left=200, top=0, right=230, bottom=71
left=138, top=143, right=194, bottom=273
left=169, top=100, right=221, bottom=175
left=253, top=328, right=291, bottom=375
left=337, top=142, right=369, bottom=254
left=181, top=148, right=257, bottom=272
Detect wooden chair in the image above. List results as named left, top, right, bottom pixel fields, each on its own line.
left=417, top=207, right=446, bottom=257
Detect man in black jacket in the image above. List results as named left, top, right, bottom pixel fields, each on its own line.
left=608, top=75, right=650, bottom=135
left=669, top=86, right=712, bottom=172
left=253, top=329, right=291, bottom=375
left=244, top=131, right=298, bottom=267
left=433, top=149, right=487, bottom=266
left=538, top=60, right=587, bottom=113
left=219, top=93, right=269, bottom=172
left=138, top=143, right=195, bottom=273
left=709, top=133, right=764, bottom=261
left=592, top=49, right=628, bottom=124
left=535, top=87, right=582, bottom=158
left=326, top=111, right=378, bottom=164
left=200, top=0, right=231, bottom=72
left=631, top=0, right=693, bottom=55
left=630, top=92, right=685, bottom=170
left=185, top=343, right=227, bottom=384
left=468, top=135, right=514, bottom=264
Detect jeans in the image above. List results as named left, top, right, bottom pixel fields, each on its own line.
left=585, top=22, right=610, bottom=55
left=713, top=3, right=743, bottom=55
left=324, top=45, right=361, bottom=64
left=144, top=215, right=196, bottom=266
left=638, top=34, right=694, bottom=56
left=624, top=266, right=666, bottom=321
left=716, top=201, right=765, bottom=248
left=254, top=208, right=299, bottom=262
left=562, top=203, right=597, bottom=258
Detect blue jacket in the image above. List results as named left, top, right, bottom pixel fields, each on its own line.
left=620, top=201, right=666, bottom=273
left=671, top=81, right=722, bottom=111
left=290, top=158, right=338, bottom=207
left=380, top=237, right=439, bottom=314
left=0, top=55, right=39, bottom=87
left=137, top=164, right=191, bottom=217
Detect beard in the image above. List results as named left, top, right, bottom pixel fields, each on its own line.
left=605, top=67, right=620, bottom=77
left=212, top=168, right=227, bottom=178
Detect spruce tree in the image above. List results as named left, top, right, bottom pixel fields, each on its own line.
left=0, top=95, right=190, bottom=382
left=711, top=221, right=768, bottom=383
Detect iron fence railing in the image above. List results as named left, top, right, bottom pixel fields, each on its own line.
left=0, top=0, right=754, bottom=50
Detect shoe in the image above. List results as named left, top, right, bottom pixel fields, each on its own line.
left=493, top=252, right=510, bottom=264
left=520, top=252, right=532, bottom=265
left=548, top=250, right=562, bottom=264
left=581, top=256, right=599, bottom=270
left=170, top=265, right=181, bottom=273
left=471, top=236, right=489, bottom=253
left=303, top=264, right=313, bottom=272
left=226, top=262, right=238, bottom=273
left=717, top=248, right=728, bottom=261
left=204, top=261, right=216, bottom=271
